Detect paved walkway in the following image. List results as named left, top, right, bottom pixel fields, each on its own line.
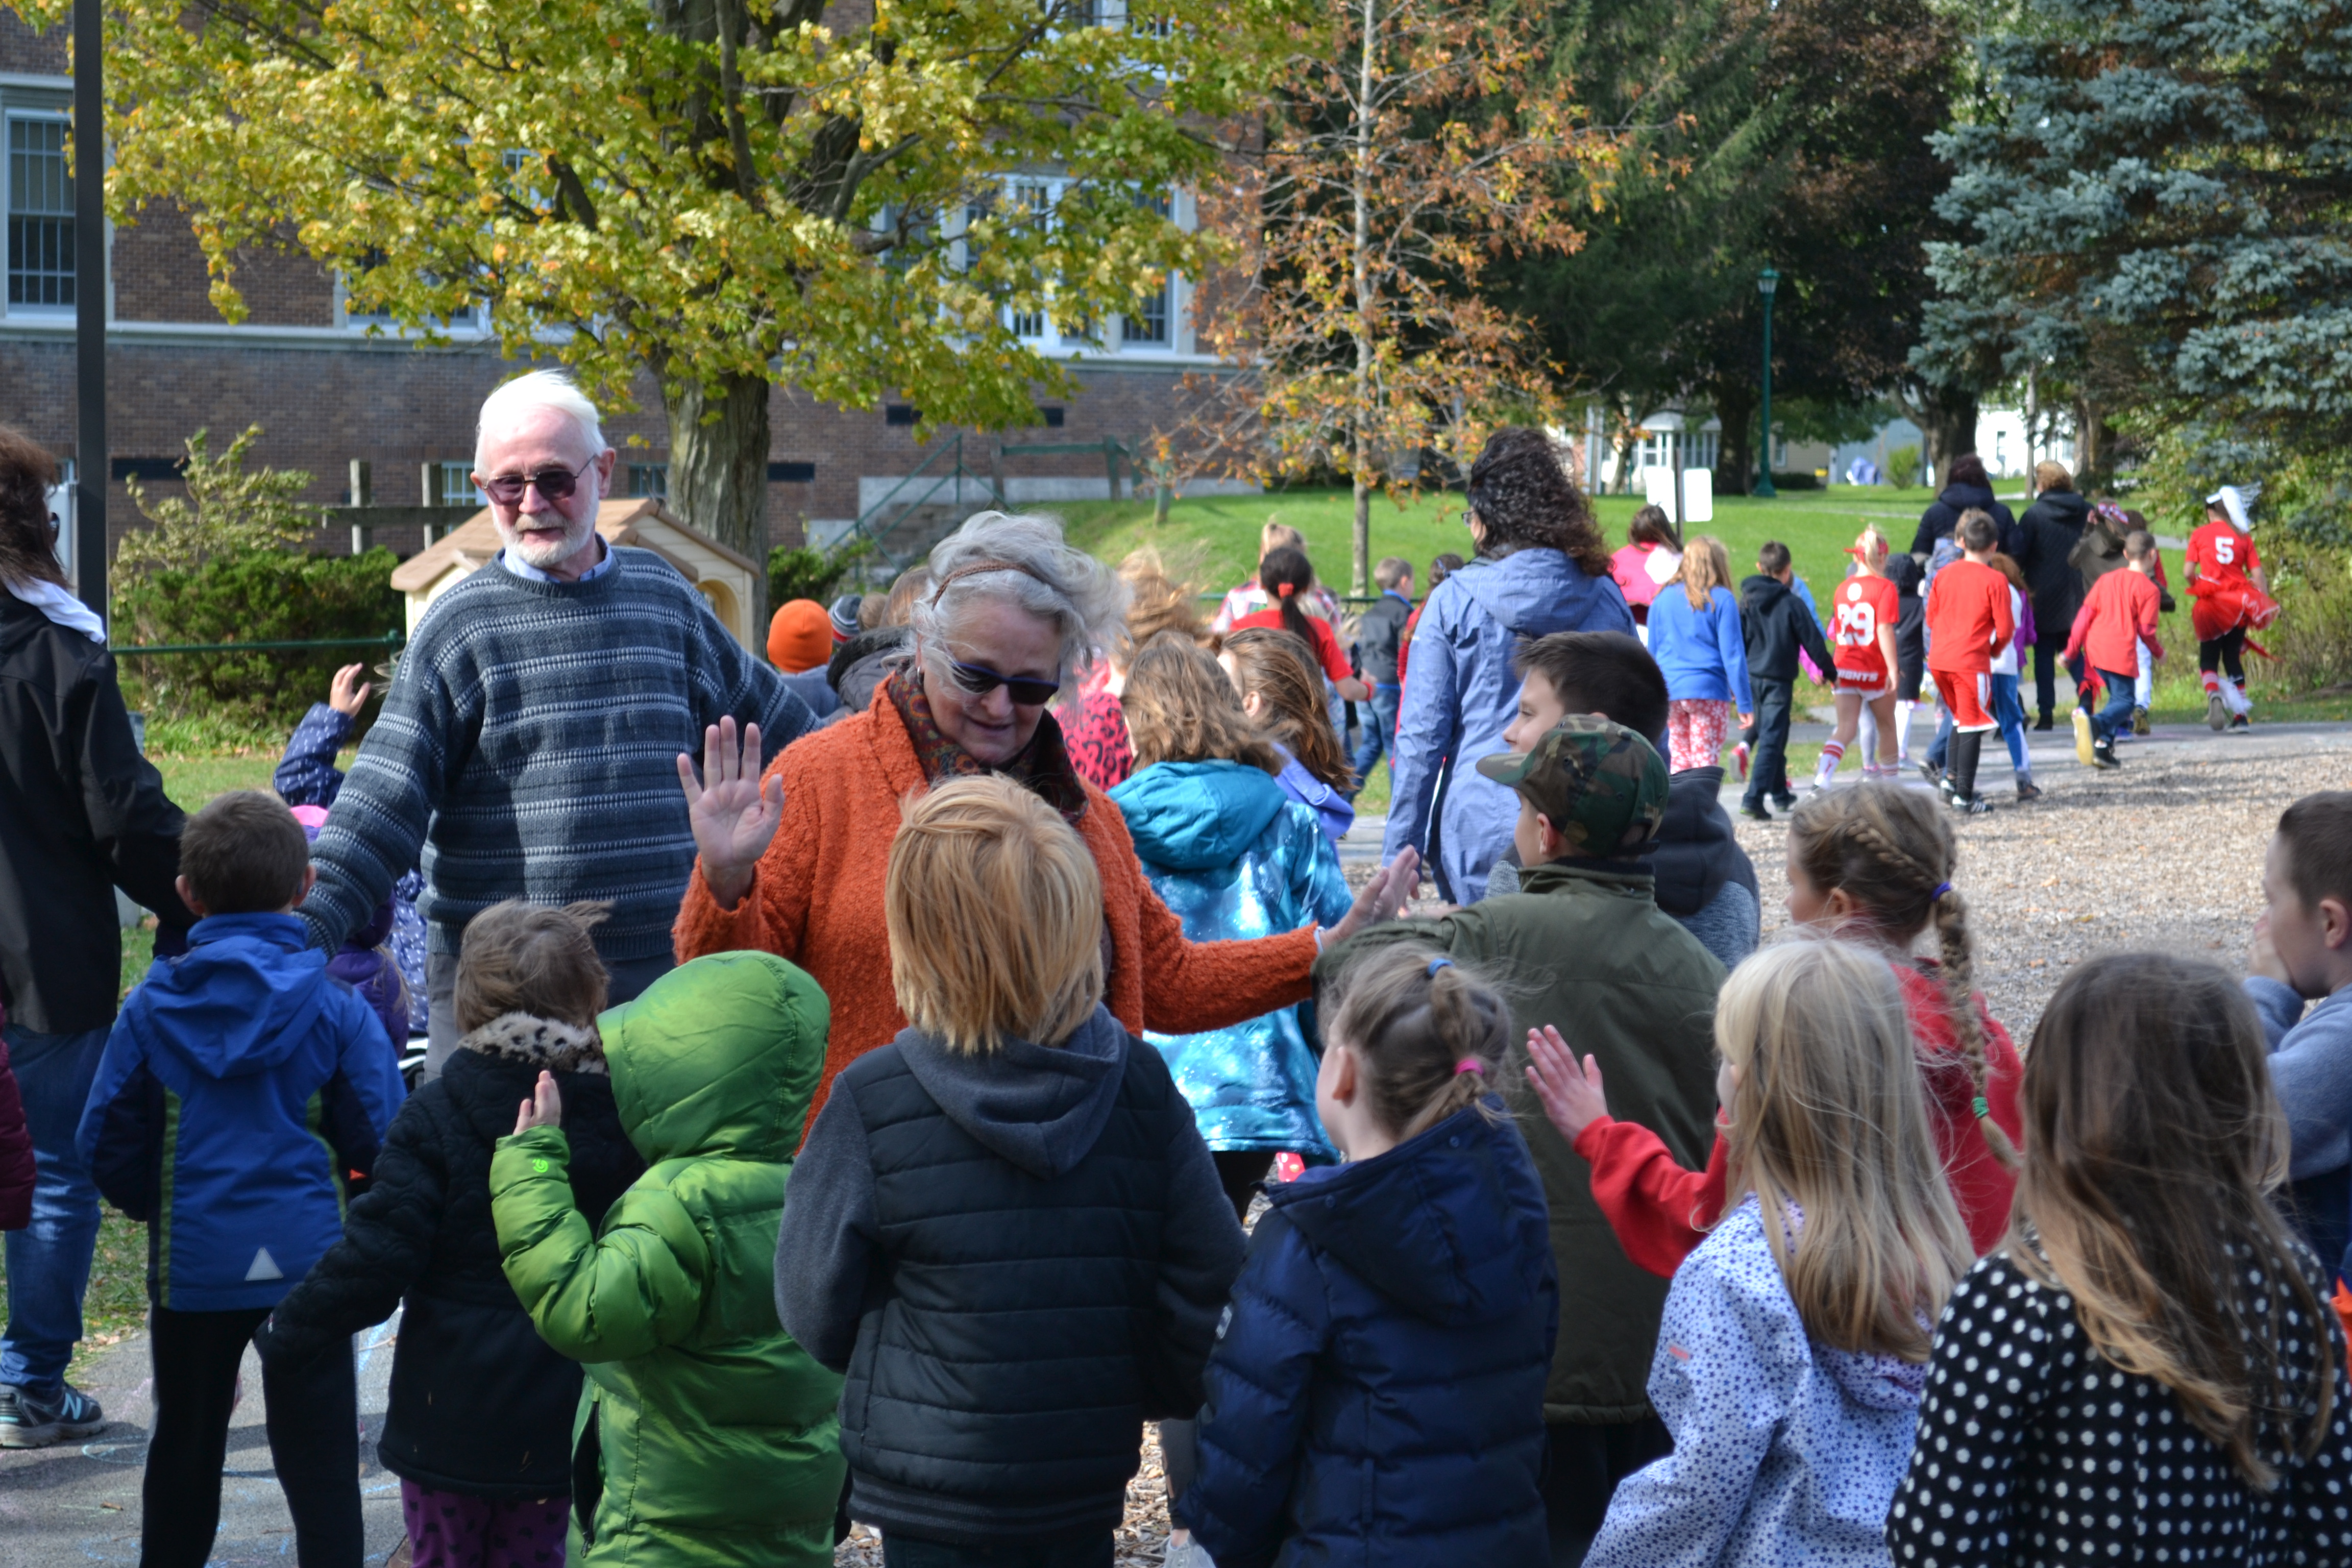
left=0, top=1314, right=408, bottom=1566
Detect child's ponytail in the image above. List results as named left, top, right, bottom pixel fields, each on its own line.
left=1326, top=946, right=1514, bottom=1141
left=1788, top=784, right=2019, bottom=1171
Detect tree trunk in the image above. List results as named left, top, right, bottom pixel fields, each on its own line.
left=663, top=370, right=773, bottom=621
left=2074, top=395, right=2110, bottom=487
left=1713, top=380, right=1756, bottom=496
left=1348, top=0, right=1377, bottom=597
left=1913, top=387, right=1978, bottom=487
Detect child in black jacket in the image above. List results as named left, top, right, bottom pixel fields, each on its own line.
left=257, top=900, right=645, bottom=1568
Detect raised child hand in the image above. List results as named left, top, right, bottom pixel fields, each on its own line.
left=676, top=717, right=785, bottom=909
left=512, top=1070, right=564, bottom=1136
left=328, top=662, right=373, bottom=717
left=1523, top=1025, right=1609, bottom=1143
left=2249, top=913, right=2292, bottom=986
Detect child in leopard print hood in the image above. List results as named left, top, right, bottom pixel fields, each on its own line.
left=256, top=900, right=646, bottom=1568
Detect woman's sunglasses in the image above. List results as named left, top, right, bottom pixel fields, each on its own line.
left=946, top=659, right=1061, bottom=706
left=479, top=458, right=596, bottom=506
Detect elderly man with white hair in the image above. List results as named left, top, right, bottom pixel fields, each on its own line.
left=302, top=370, right=815, bottom=1072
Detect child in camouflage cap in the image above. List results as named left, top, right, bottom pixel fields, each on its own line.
left=1313, top=714, right=1725, bottom=1561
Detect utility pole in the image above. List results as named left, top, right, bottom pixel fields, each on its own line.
left=1752, top=265, right=1779, bottom=499
left=72, top=0, right=105, bottom=624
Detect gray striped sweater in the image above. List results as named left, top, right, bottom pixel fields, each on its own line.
left=301, top=548, right=811, bottom=963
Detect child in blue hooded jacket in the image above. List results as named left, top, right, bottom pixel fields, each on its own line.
left=1110, top=634, right=1356, bottom=1215
left=1583, top=938, right=1971, bottom=1568
left=78, top=791, right=403, bottom=1568
left=1181, top=943, right=1557, bottom=1568
left=1648, top=535, right=1755, bottom=774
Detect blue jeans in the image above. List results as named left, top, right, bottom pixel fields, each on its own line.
left=1350, top=683, right=1402, bottom=783
left=1991, top=673, right=2029, bottom=774
left=0, top=1022, right=109, bottom=1397
left=1927, top=704, right=1955, bottom=771
left=2091, top=669, right=2137, bottom=744
left=883, top=1532, right=1112, bottom=1567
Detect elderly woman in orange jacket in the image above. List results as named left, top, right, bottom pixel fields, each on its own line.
left=674, top=511, right=1419, bottom=1139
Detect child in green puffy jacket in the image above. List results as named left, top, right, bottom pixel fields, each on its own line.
left=489, top=950, right=845, bottom=1566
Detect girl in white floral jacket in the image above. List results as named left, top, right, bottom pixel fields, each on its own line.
left=1587, top=938, right=1973, bottom=1567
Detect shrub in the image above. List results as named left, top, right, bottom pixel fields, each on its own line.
left=1769, top=470, right=1824, bottom=491
left=115, top=548, right=403, bottom=730
left=2257, top=540, right=2352, bottom=693
left=1885, top=445, right=1921, bottom=489
left=768, top=536, right=875, bottom=608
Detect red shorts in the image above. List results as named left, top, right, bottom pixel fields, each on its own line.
left=1932, top=668, right=1995, bottom=731
left=1834, top=665, right=1890, bottom=696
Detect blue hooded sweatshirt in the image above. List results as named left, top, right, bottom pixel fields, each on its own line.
left=2250, top=976, right=2352, bottom=1279
left=1111, top=760, right=1355, bottom=1158
left=1182, top=1102, right=1558, bottom=1567
left=79, top=912, right=404, bottom=1311
left=1383, top=548, right=1633, bottom=901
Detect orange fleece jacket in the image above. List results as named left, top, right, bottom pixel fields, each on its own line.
left=673, top=683, right=1322, bottom=1139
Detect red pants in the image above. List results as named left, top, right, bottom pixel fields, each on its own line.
left=1932, top=668, right=1995, bottom=732
left=1666, top=699, right=1733, bottom=772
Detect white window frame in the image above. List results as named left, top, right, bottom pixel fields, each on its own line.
left=5, top=110, right=76, bottom=318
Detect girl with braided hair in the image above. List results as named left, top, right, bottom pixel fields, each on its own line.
left=1179, top=945, right=1556, bottom=1565
left=1524, top=780, right=2024, bottom=1277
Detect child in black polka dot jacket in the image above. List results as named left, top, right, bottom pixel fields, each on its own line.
left=1888, top=954, right=2352, bottom=1567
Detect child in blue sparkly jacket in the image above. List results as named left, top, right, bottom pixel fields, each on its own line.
left=1584, top=938, right=1971, bottom=1567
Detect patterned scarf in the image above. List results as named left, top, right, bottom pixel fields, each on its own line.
left=887, top=666, right=1090, bottom=826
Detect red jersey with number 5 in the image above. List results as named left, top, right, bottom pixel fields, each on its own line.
left=2189, top=520, right=2260, bottom=593
left=1830, top=575, right=1900, bottom=680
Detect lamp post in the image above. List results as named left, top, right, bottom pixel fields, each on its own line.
left=72, top=0, right=105, bottom=622
left=1752, top=265, right=1779, bottom=500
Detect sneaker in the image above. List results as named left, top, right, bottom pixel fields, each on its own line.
left=1916, top=760, right=1944, bottom=790
left=1738, top=801, right=1772, bottom=823
left=2016, top=780, right=2044, bottom=802
left=1956, top=794, right=1998, bottom=816
left=2072, top=707, right=2095, bottom=766
left=2132, top=706, right=2150, bottom=736
left=2207, top=693, right=2228, bottom=731
left=0, top=1382, right=105, bottom=1449
left=2230, top=713, right=2250, bottom=730
left=2089, top=744, right=2120, bottom=770
left=2032, top=714, right=2054, bottom=732
left=1733, top=742, right=1751, bottom=781
left=1771, top=791, right=1797, bottom=811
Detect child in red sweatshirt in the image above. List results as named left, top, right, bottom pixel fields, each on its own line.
left=2063, top=528, right=2165, bottom=770
left=1523, top=781, right=2023, bottom=1277
left=1922, top=510, right=2015, bottom=815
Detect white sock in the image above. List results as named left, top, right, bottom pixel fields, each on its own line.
left=1816, top=741, right=1847, bottom=787
left=1858, top=707, right=1879, bottom=765
left=1894, top=700, right=1915, bottom=763
left=2223, top=678, right=2253, bottom=716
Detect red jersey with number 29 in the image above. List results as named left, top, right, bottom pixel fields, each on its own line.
left=2188, top=520, right=2260, bottom=593
left=1830, top=576, right=1900, bottom=680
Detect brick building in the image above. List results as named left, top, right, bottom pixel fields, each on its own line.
left=0, top=16, right=1241, bottom=568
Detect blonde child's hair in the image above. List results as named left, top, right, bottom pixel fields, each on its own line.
left=1678, top=534, right=1734, bottom=609
left=886, top=775, right=1104, bottom=1054
left=2016, top=954, right=2334, bottom=1488
left=1259, top=521, right=1307, bottom=562
left=455, top=900, right=611, bottom=1033
left=1852, top=525, right=1889, bottom=572
left=1718, top=939, right=1973, bottom=1360
left=1110, top=546, right=1203, bottom=672
left=1220, top=626, right=1356, bottom=793
left=1324, top=944, right=1512, bottom=1141
left=1122, top=633, right=1283, bottom=775
left=1785, top=782, right=2018, bottom=1169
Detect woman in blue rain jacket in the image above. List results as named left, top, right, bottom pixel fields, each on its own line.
left=1109, top=635, right=1355, bottom=1217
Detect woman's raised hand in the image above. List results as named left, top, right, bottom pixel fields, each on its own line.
left=676, top=717, right=783, bottom=910
left=1319, top=847, right=1421, bottom=950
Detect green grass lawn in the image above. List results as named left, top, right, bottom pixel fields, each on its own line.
left=1059, top=483, right=1975, bottom=608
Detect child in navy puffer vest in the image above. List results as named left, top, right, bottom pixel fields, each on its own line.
left=1182, top=944, right=1556, bottom=1568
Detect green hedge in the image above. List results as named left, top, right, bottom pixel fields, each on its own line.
left=115, top=547, right=402, bottom=731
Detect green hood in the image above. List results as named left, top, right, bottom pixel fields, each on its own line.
left=599, top=951, right=829, bottom=1166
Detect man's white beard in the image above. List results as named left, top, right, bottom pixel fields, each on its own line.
left=497, top=511, right=596, bottom=570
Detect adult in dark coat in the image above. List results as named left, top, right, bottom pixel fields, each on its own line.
left=1908, top=452, right=2020, bottom=559
left=256, top=1007, right=644, bottom=1499
left=0, top=427, right=191, bottom=1445
left=2014, top=461, right=2094, bottom=727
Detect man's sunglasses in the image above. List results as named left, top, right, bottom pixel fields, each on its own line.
left=479, top=458, right=596, bottom=507
left=946, top=659, right=1060, bottom=706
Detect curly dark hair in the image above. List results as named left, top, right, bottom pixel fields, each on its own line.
left=1465, top=427, right=1609, bottom=577
left=0, top=426, right=64, bottom=590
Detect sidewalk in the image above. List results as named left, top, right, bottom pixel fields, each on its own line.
left=0, top=1313, right=409, bottom=1566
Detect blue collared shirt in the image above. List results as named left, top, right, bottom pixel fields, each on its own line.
left=501, top=535, right=615, bottom=584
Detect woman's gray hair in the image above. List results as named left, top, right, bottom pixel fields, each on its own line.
left=910, top=511, right=1131, bottom=682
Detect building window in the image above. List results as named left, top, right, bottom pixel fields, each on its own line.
left=885, top=405, right=920, bottom=427
left=1122, top=280, right=1169, bottom=345
left=627, top=463, right=668, bottom=500
left=8, top=117, right=74, bottom=309
left=1040, top=407, right=1065, bottom=427
left=768, top=461, right=816, bottom=483
left=428, top=460, right=483, bottom=508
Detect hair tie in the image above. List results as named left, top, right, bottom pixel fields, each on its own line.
left=1931, top=881, right=1953, bottom=901
left=1277, top=581, right=1296, bottom=598
left=1972, top=1095, right=1989, bottom=1119
left=1427, top=957, right=1453, bottom=977
left=1454, top=1058, right=1483, bottom=1076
